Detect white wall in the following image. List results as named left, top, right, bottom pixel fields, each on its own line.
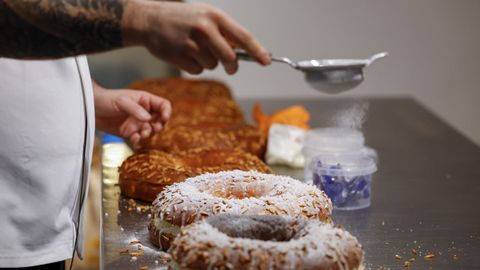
left=187, top=0, right=480, bottom=146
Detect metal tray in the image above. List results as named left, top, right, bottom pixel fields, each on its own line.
left=101, top=98, right=480, bottom=270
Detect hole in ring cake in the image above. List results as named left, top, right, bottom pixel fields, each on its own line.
left=169, top=214, right=364, bottom=270
left=149, top=170, right=332, bottom=250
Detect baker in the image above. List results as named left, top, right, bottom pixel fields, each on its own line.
left=0, top=1, right=271, bottom=269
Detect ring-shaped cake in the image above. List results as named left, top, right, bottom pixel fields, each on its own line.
left=150, top=170, right=332, bottom=250
left=170, top=215, right=364, bottom=270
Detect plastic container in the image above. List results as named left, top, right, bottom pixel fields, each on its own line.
left=303, top=127, right=377, bottom=210
left=101, top=133, right=133, bottom=185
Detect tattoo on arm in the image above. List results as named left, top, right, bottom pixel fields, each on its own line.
left=0, top=0, right=126, bottom=59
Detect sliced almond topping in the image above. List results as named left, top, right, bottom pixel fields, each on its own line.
left=424, top=254, right=435, bottom=260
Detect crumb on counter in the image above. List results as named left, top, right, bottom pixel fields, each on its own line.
left=424, top=254, right=435, bottom=260
left=130, top=251, right=144, bottom=257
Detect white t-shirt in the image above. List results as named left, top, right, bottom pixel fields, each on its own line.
left=0, top=56, right=95, bottom=267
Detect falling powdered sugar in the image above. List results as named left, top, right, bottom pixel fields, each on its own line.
left=331, top=102, right=369, bottom=130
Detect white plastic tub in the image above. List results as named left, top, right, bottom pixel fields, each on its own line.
left=303, top=127, right=377, bottom=210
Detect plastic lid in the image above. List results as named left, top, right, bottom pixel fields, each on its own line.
left=303, top=127, right=365, bottom=156
left=303, top=127, right=378, bottom=177
left=102, top=133, right=124, bottom=144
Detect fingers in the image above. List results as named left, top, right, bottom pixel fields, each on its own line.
left=205, top=31, right=238, bottom=74
left=191, top=36, right=219, bottom=70
left=193, top=51, right=218, bottom=70
left=215, top=12, right=271, bottom=65
left=173, top=7, right=269, bottom=74
left=119, top=92, right=169, bottom=136
left=140, top=122, right=152, bottom=139
left=189, top=9, right=269, bottom=74
left=187, top=37, right=235, bottom=74
left=183, top=36, right=219, bottom=73
left=119, top=117, right=143, bottom=140
left=129, top=133, right=142, bottom=150
left=151, top=118, right=163, bottom=133
left=120, top=117, right=156, bottom=150
left=175, top=56, right=204, bottom=75
left=194, top=24, right=237, bottom=74
left=139, top=2, right=268, bottom=74
left=141, top=93, right=172, bottom=123
left=111, top=90, right=171, bottom=149
left=116, top=96, right=151, bottom=122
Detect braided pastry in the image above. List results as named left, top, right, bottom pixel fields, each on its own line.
left=145, top=124, right=266, bottom=158
left=167, top=98, right=245, bottom=128
left=119, top=149, right=271, bottom=202
left=129, top=77, right=233, bottom=101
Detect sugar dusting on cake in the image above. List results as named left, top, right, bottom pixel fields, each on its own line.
left=169, top=215, right=364, bottom=270
left=152, top=170, right=332, bottom=229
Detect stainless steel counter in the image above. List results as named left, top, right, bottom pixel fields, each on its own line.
left=101, top=98, right=480, bottom=269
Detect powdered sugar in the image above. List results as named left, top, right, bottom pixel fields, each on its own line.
left=170, top=215, right=364, bottom=270
left=152, top=170, right=332, bottom=228
left=331, top=102, right=369, bottom=130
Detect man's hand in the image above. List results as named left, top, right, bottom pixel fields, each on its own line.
left=93, top=82, right=171, bottom=150
left=122, top=0, right=271, bottom=74
left=1, top=0, right=271, bottom=74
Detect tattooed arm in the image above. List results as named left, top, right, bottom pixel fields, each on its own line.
left=0, top=0, right=125, bottom=59
left=0, top=0, right=270, bottom=73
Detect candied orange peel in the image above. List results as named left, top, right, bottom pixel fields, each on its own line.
left=253, top=103, right=310, bottom=136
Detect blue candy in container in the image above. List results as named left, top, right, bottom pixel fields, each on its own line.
left=303, top=128, right=377, bottom=210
